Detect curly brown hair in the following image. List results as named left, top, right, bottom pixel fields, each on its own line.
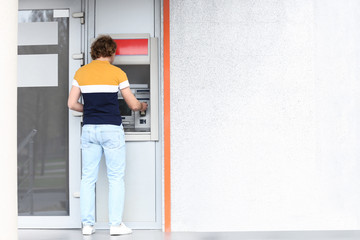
left=90, top=35, right=117, bottom=60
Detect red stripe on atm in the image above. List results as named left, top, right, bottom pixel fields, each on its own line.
left=114, top=39, right=148, bottom=55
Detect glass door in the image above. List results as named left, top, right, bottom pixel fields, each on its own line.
left=17, top=0, right=82, bottom=228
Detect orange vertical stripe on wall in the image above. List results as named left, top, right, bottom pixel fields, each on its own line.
left=163, top=0, right=171, bottom=233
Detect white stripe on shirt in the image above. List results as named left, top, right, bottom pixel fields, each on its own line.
left=119, top=80, right=130, bottom=90
left=80, top=84, right=119, bottom=93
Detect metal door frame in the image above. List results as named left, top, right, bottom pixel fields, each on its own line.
left=18, top=0, right=82, bottom=228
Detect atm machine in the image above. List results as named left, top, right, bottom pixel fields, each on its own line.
left=111, top=34, right=159, bottom=141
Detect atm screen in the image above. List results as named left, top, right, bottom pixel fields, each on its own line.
left=118, top=99, right=132, bottom=116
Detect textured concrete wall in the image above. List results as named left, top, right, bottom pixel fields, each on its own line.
left=170, top=0, right=360, bottom=231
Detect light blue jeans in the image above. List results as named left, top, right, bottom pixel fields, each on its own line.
left=80, top=124, right=126, bottom=226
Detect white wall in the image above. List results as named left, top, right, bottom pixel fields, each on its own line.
left=95, top=0, right=155, bottom=36
left=0, top=0, right=18, bottom=239
left=170, top=0, right=360, bottom=231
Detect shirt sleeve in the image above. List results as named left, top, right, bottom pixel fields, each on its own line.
left=118, top=71, right=130, bottom=90
left=72, top=79, right=80, bottom=87
left=119, top=80, right=130, bottom=89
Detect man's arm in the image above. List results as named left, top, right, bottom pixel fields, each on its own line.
left=67, top=86, right=84, bottom=112
left=120, top=87, right=148, bottom=111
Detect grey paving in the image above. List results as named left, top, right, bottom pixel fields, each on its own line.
left=18, top=230, right=360, bottom=240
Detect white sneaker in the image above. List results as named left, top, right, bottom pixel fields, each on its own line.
left=82, top=225, right=95, bottom=235
left=110, top=223, right=132, bottom=235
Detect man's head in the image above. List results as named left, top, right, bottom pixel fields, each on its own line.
left=90, top=35, right=117, bottom=61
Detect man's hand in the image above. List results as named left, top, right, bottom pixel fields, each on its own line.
left=140, top=102, right=148, bottom=111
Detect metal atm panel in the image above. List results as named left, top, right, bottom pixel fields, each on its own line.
left=111, top=34, right=159, bottom=141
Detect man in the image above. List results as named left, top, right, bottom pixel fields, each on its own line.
left=68, top=35, right=148, bottom=236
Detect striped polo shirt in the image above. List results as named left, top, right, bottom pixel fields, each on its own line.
left=73, top=60, right=129, bottom=125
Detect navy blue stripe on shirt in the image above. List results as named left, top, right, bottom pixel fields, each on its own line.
left=82, top=92, right=122, bottom=125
